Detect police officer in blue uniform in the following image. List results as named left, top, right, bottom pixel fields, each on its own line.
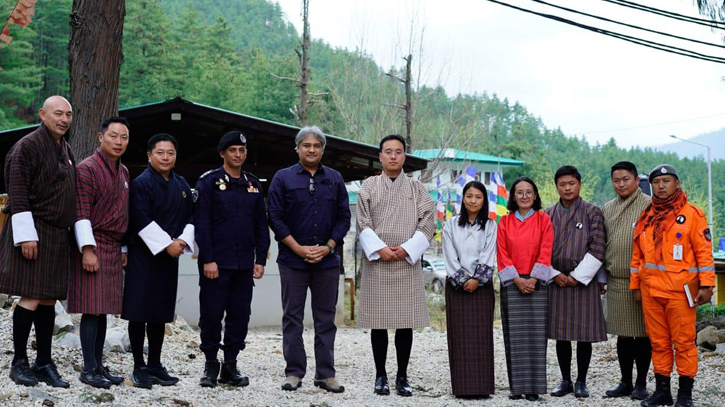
left=194, top=131, right=270, bottom=387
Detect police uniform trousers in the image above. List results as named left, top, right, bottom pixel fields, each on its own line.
left=198, top=267, right=254, bottom=361
left=278, top=263, right=339, bottom=380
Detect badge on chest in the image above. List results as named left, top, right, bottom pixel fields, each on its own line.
left=673, top=232, right=683, bottom=261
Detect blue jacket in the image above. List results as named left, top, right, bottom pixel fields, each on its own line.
left=194, top=167, right=270, bottom=270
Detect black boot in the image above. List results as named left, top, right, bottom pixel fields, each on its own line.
left=641, top=374, right=673, bottom=407
left=674, top=376, right=694, bottom=407
left=99, top=365, right=125, bottom=385
left=200, top=360, right=220, bottom=388
left=219, top=360, right=249, bottom=387
left=9, top=359, right=37, bottom=386
left=31, top=362, right=70, bottom=388
left=79, top=368, right=113, bottom=389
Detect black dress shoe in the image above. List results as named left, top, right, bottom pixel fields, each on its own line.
left=395, top=376, right=413, bottom=397
left=9, top=359, right=38, bottom=386
left=526, top=394, right=540, bottom=401
left=509, top=394, right=524, bottom=400
left=550, top=380, right=573, bottom=397
left=631, top=384, right=649, bottom=400
left=79, top=368, right=112, bottom=389
left=219, top=360, right=249, bottom=387
left=31, top=362, right=70, bottom=388
left=374, top=376, right=390, bottom=395
left=132, top=366, right=153, bottom=389
left=574, top=381, right=590, bottom=398
left=200, top=360, right=220, bottom=388
left=99, top=365, right=124, bottom=385
left=147, top=365, right=179, bottom=386
left=606, top=382, right=633, bottom=397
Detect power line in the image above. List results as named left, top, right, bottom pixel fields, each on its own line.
left=577, top=112, right=725, bottom=135
left=526, top=0, right=725, bottom=49
left=483, top=0, right=725, bottom=64
left=596, top=0, right=725, bottom=29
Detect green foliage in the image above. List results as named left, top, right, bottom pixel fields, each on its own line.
left=696, top=303, right=725, bottom=320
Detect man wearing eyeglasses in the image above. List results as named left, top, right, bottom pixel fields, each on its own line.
left=194, top=131, right=270, bottom=388
left=356, top=134, right=435, bottom=397
left=267, top=126, right=350, bottom=394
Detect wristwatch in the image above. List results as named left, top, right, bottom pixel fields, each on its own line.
left=325, top=243, right=335, bottom=255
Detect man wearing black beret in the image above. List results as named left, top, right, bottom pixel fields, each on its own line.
left=194, top=131, right=270, bottom=387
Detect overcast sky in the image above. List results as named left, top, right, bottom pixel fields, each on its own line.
left=274, top=0, right=725, bottom=149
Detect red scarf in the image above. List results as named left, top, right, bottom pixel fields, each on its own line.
left=634, top=188, right=687, bottom=261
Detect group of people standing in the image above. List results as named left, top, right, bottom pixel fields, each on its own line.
left=0, top=95, right=438, bottom=398
left=0, top=96, right=716, bottom=407
left=442, top=162, right=715, bottom=407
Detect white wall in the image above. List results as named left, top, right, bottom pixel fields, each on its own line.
left=175, top=230, right=346, bottom=328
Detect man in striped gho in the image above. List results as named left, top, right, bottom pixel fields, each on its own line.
left=66, top=117, right=130, bottom=388
left=0, top=96, right=76, bottom=388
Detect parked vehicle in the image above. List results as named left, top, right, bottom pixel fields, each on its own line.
left=421, top=258, right=447, bottom=293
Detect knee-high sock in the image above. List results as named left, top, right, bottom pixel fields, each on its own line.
left=80, top=314, right=100, bottom=371
left=634, top=337, right=652, bottom=387
left=95, top=314, right=107, bottom=367
left=371, top=329, right=388, bottom=378
left=33, top=304, right=55, bottom=366
left=556, top=340, right=572, bottom=382
left=576, top=342, right=593, bottom=383
left=128, top=321, right=146, bottom=368
left=12, top=305, right=35, bottom=363
left=146, top=323, right=165, bottom=368
left=617, top=337, right=635, bottom=386
left=395, top=328, right=413, bottom=378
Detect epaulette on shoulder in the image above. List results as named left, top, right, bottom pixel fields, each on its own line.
left=199, top=169, right=216, bottom=180
left=689, top=204, right=705, bottom=217
left=244, top=171, right=260, bottom=181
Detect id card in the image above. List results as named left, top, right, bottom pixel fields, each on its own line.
left=673, top=244, right=683, bottom=260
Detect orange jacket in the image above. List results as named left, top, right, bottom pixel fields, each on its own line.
left=630, top=202, right=715, bottom=299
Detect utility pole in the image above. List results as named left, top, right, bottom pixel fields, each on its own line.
left=385, top=54, right=413, bottom=152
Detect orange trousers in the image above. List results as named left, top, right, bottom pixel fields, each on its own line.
left=641, top=287, right=698, bottom=378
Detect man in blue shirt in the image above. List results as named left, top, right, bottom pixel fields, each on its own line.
left=194, top=131, right=270, bottom=388
left=267, top=126, right=350, bottom=394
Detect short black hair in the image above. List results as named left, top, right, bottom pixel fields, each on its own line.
left=611, top=161, right=638, bottom=177
left=506, top=176, right=542, bottom=212
left=554, top=165, right=581, bottom=184
left=100, top=116, right=130, bottom=134
left=379, top=134, right=406, bottom=152
left=457, top=181, right=489, bottom=230
left=147, top=133, right=178, bottom=152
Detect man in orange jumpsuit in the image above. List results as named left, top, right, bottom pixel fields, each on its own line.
left=631, top=164, right=714, bottom=407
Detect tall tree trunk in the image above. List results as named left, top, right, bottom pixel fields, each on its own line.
left=68, top=0, right=125, bottom=160
left=297, top=0, right=310, bottom=126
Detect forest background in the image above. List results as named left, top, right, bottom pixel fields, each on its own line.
left=1, top=0, right=723, bottom=237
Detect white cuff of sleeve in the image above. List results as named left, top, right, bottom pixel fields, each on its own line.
left=12, top=211, right=39, bottom=246
left=177, top=224, right=195, bottom=254
left=74, top=219, right=96, bottom=253
left=359, top=228, right=386, bottom=261
left=401, top=230, right=430, bottom=265
left=138, top=221, right=173, bottom=256
left=121, top=245, right=128, bottom=253
left=570, top=253, right=604, bottom=286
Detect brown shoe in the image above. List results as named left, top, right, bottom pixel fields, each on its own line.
left=314, top=377, right=345, bottom=393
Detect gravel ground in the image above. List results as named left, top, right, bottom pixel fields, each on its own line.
left=0, top=306, right=723, bottom=407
